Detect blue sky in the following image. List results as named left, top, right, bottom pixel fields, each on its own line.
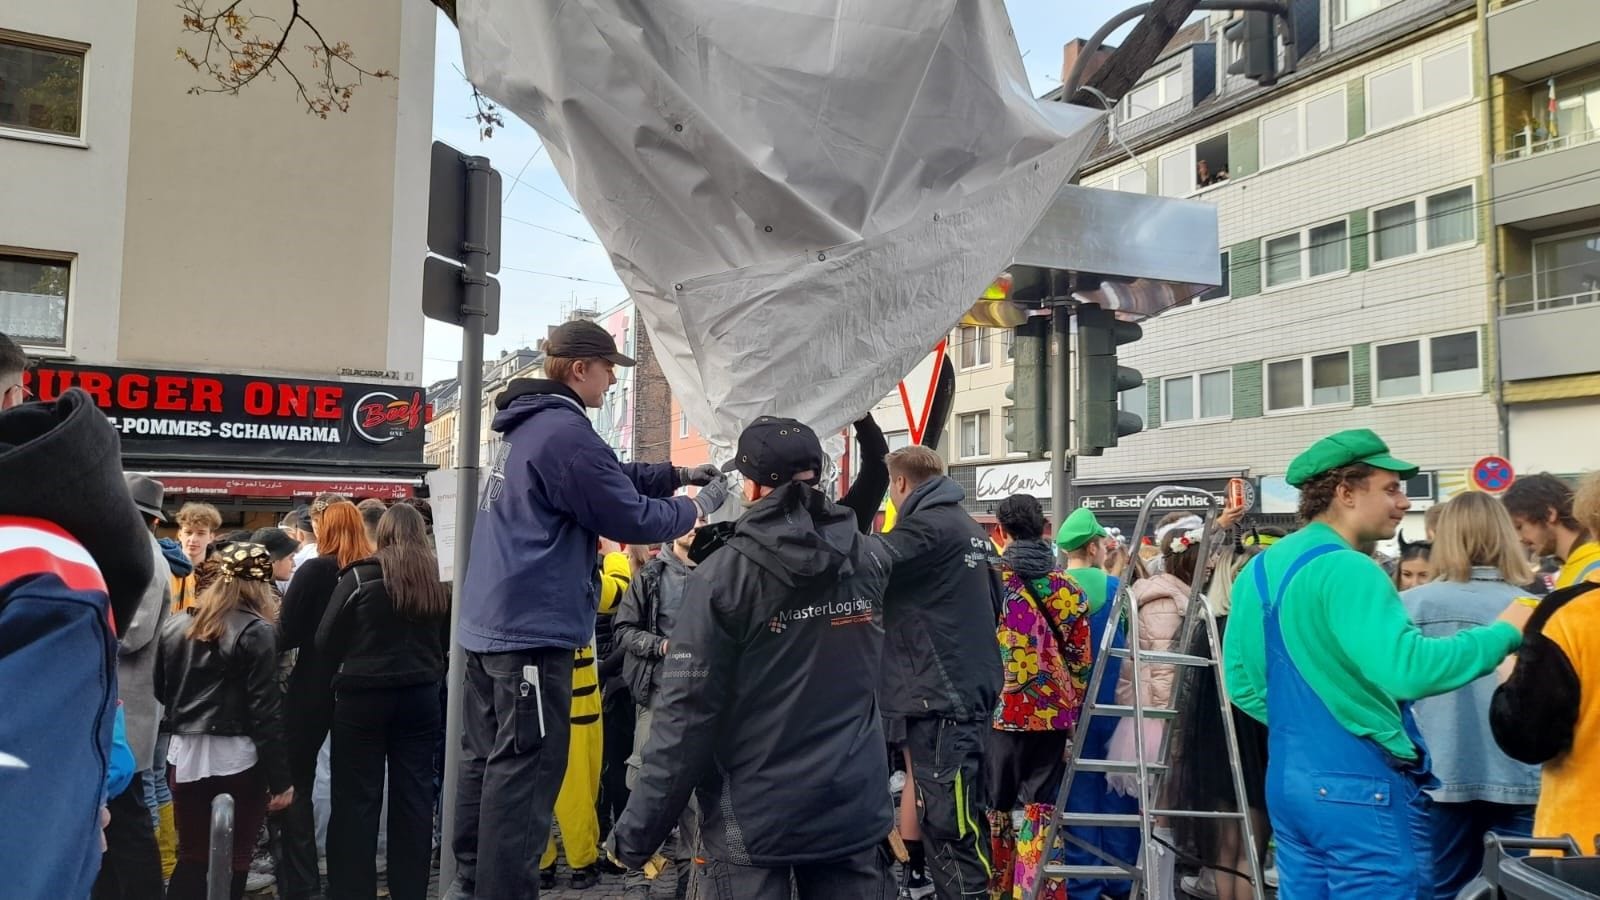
left=423, top=1, right=1141, bottom=383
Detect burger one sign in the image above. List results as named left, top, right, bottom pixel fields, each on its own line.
left=22, top=363, right=429, bottom=465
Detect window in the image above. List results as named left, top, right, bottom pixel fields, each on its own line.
left=1195, top=135, right=1230, bottom=188
left=1159, top=146, right=1193, bottom=198
left=1367, top=43, right=1472, bottom=132
left=1115, top=167, right=1148, bottom=194
left=678, top=413, right=689, bottom=439
left=885, top=430, right=912, bottom=452
left=0, top=33, right=87, bottom=139
left=1371, top=185, right=1475, bottom=264
left=1003, top=408, right=1024, bottom=456
left=1534, top=228, right=1600, bottom=304
left=958, top=326, right=991, bottom=369
left=958, top=411, right=991, bottom=459
left=1263, top=220, right=1348, bottom=288
left=1197, top=251, right=1231, bottom=303
left=1261, top=89, right=1348, bottom=169
left=1266, top=351, right=1352, bottom=412
left=0, top=251, right=70, bottom=348
left=1163, top=370, right=1231, bottom=424
left=1002, top=328, right=1015, bottom=360
left=1374, top=331, right=1480, bottom=400
left=1337, top=0, right=1395, bottom=24
left=1120, top=382, right=1149, bottom=420
left=1121, top=69, right=1184, bottom=123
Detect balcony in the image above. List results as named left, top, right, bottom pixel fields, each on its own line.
left=1500, top=301, right=1600, bottom=381
left=1488, top=0, right=1600, bottom=79
left=1492, top=134, right=1600, bottom=229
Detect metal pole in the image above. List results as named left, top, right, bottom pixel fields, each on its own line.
left=1062, top=0, right=1291, bottom=100
left=206, top=793, right=234, bottom=900
left=439, top=154, right=493, bottom=890
left=1049, top=302, right=1072, bottom=536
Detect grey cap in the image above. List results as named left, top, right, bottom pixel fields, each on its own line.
left=124, top=473, right=167, bottom=523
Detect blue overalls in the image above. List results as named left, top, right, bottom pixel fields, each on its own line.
left=1064, top=579, right=1140, bottom=900
left=1257, top=545, right=1439, bottom=899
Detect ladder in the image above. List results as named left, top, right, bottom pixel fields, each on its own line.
left=1027, top=486, right=1263, bottom=900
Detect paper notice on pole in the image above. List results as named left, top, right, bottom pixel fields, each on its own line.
left=427, top=468, right=459, bottom=582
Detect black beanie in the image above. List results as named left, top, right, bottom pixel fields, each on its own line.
left=0, top=389, right=154, bottom=632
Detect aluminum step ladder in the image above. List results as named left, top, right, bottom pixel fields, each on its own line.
left=1026, top=486, right=1264, bottom=900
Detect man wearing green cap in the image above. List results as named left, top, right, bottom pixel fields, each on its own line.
left=1224, top=429, right=1533, bottom=898
left=1054, top=508, right=1139, bottom=900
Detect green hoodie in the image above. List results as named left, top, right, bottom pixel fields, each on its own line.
left=1223, top=521, right=1521, bottom=761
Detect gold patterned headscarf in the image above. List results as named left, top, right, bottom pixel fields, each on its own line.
left=214, top=542, right=275, bottom=585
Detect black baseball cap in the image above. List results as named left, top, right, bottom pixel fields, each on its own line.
left=722, top=416, right=825, bottom=486
left=252, top=527, right=302, bottom=562
left=545, top=319, right=635, bottom=367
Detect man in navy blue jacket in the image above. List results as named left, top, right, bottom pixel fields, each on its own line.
left=449, top=319, right=729, bottom=900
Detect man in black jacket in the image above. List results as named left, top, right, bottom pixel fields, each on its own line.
left=871, top=445, right=1004, bottom=899
left=609, top=416, right=896, bottom=899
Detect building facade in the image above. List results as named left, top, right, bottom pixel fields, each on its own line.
left=865, top=0, right=1505, bottom=534
left=2, top=0, right=435, bottom=525
left=1484, top=0, right=1600, bottom=476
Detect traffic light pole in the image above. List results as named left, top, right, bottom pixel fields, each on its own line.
left=438, top=155, right=493, bottom=891
left=1049, top=303, right=1073, bottom=537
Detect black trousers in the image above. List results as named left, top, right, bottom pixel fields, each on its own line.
left=904, top=717, right=992, bottom=900
left=327, top=682, right=442, bottom=900
left=985, top=730, right=1069, bottom=812
left=686, top=844, right=895, bottom=900
left=92, top=771, right=163, bottom=899
left=269, top=717, right=326, bottom=900
left=451, top=647, right=574, bottom=899
left=597, top=688, right=634, bottom=837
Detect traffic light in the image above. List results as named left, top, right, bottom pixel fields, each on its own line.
left=1076, top=303, right=1143, bottom=455
left=1225, top=10, right=1278, bottom=87
left=1004, top=317, right=1049, bottom=458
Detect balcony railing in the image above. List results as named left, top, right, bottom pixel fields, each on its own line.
left=1503, top=288, right=1600, bottom=316
left=1497, top=126, right=1600, bottom=163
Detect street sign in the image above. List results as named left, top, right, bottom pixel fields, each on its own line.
left=897, top=340, right=947, bottom=445
left=423, top=256, right=502, bottom=336
left=1471, top=455, right=1516, bottom=493
left=427, top=141, right=502, bottom=273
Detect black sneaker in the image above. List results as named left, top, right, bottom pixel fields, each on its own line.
left=570, top=865, right=600, bottom=889
left=540, top=866, right=557, bottom=890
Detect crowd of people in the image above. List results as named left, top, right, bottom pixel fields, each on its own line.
left=6, top=312, right=1600, bottom=900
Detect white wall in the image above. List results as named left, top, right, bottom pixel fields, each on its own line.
left=0, top=2, right=137, bottom=361
left=1509, top=399, right=1600, bottom=474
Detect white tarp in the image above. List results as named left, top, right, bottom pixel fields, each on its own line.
left=459, top=0, right=1106, bottom=453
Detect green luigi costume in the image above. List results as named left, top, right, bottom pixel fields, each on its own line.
left=1223, top=430, right=1523, bottom=898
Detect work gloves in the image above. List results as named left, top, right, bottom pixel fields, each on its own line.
left=692, top=477, right=731, bottom=516
left=677, top=463, right=721, bottom=487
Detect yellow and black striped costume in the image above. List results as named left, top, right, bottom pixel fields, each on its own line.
left=541, top=551, right=632, bottom=871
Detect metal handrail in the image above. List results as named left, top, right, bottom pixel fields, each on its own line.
left=1502, top=289, right=1600, bottom=317
left=207, top=793, right=234, bottom=900
left=1496, top=126, right=1600, bottom=164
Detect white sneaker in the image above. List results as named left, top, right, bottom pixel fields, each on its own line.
left=244, top=870, right=276, bottom=892
left=1181, top=869, right=1218, bottom=899
left=1265, top=866, right=1279, bottom=889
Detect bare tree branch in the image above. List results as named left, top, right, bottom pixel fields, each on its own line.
left=176, top=0, right=394, bottom=119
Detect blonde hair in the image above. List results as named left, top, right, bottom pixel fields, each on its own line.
left=1205, top=547, right=1251, bottom=616
left=886, top=445, right=944, bottom=484
left=176, top=502, right=222, bottom=532
left=1574, top=472, right=1600, bottom=544
left=187, top=578, right=279, bottom=643
left=1431, top=492, right=1534, bottom=585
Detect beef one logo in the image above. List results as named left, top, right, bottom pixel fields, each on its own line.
left=353, top=391, right=425, bottom=444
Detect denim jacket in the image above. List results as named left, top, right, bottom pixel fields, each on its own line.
left=1402, top=569, right=1542, bottom=805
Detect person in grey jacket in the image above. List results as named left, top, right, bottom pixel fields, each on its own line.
left=94, top=474, right=175, bottom=898
left=1401, top=492, right=1542, bottom=900
left=611, top=519, right=702, bottom=899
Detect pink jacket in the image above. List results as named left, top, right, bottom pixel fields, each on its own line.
left=1113, top=573, right=1190, bottom=712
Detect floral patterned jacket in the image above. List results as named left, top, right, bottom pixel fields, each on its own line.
left=993, top=567, right=1092, bottom=732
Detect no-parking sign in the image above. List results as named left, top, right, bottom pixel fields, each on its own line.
left=1471, top=456, right=1516, bottom=493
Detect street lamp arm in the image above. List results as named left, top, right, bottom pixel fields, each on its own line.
left=1063, top=0, right=1290, bottom=104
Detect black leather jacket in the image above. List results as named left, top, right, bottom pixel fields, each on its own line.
left=154, top=609, right=291, bottom=793
left=314, top=560, right=446, bottom=692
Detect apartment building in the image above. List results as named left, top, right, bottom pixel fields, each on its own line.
left=866, top=0, right=1500, bottom=534
left=1483, top=0, right=1600, bottom=476
left=2, top=0, right=435, bottom=522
